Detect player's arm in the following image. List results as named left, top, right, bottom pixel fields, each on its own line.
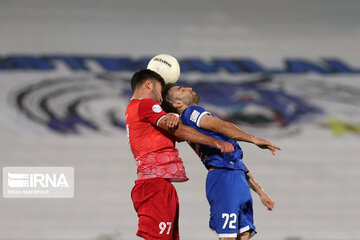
left=157, top=116, right=234, bottom=154
left=245, top=170, right=274, bottom=211
left=160, top=113, right=180, bottom=128
left=138, top=99, right=233, bottom=153
left=199, top=114, right=280, bottom=155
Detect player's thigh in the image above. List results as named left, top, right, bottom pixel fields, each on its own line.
left=206, top=169, right=242, bottom=236
left=236, top=231, right=250, bottom=240
left=238, top=199, right=256, bottom=235
left=131, top=178, right=179, bottom=240
left=219, top=237, right=237, bottom=240
left=207, top=169, right=255, bottom=236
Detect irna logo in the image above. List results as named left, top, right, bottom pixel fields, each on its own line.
left=7, top=172, right=69, bottom=188
left=3, top=167, right=74, bottom=198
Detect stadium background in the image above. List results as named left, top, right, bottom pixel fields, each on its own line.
left=0, top=0, right=360, bottom=240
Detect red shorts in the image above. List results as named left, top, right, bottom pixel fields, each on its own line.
left=131, top=178, right=180, bottom=240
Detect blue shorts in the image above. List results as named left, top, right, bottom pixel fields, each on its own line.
left=206, top=168, right=256, bottom=238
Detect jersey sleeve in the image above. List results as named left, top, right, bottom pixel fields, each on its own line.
left=243, top=165, right=249, bottom=173
left=138, top=98, right=167, bottom=126
left=181, top=106, right=210, bottom=128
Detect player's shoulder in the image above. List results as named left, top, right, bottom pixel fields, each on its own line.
left=127, top=98, right=156, bottom=107
left=138, top=98, right=158, bottom=105
left=183, top=105, right=207, bottom=115
left=181, top=105, right=208, bottom=124
left=138, top=98, right=162, bottom=110
left=135, top=98, right=166, bottom=121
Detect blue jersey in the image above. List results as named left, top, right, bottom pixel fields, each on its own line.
left=181, top=105, right=248, bottom=172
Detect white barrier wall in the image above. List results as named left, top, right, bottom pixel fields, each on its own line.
left=0, top=1, right=360, bottom=240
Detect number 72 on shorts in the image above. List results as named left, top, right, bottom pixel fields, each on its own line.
left=222, top=213, right=237, bottom=229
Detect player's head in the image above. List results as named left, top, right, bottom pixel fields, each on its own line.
left=131, top=69, right=165, bottom=91
left=162, top=84, right=200, bottom=113
left=131, top=69, right=165, bottom=104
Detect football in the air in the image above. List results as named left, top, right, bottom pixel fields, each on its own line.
left=147, top=54, right=180, bottom=84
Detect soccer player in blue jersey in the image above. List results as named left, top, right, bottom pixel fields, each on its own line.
left=161, top=84, right=280, bottom=240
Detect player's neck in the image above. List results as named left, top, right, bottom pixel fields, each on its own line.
left=177, top=105, right=188, bottom=114
left=132, top=89, right=152, bottom=100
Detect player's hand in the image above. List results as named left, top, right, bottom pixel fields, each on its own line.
left=214, top=140, right=234, bottom=154
left=253, top=137, right=281, bottom=155
left=163, top=113, right=180, bottom=128
left=259, top=192, right=275, bottom=211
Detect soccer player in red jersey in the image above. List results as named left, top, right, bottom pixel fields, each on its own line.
left=125, top=69, right=234, bottom=240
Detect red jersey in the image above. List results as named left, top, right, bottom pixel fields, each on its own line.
left=125, top=98, right=188, bottom=182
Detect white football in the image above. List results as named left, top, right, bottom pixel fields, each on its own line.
left=147, top=54, right=180, bottom=84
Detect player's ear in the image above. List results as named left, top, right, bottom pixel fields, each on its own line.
left=173, top=100, right=182, bottom=109
left=145, top=79, right=153, bottom=89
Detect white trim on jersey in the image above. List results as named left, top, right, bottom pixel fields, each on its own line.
left=156, top=115, right=166, bottom=126
left=156, top=113, right=179, bottom=126
left=239, top=225, right=256, bottom=239
left=217, top=226, right=255, bottom=239
left=218, top=233, right=237, bottom=238
left=239, top=225, right=250, bottom=233
left=196, top=111, right=210, bottom=128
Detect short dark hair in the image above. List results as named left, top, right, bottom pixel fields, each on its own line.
left=130, top=69, right=165, bottom=92
left=161, top=83, right=178, bottom=113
